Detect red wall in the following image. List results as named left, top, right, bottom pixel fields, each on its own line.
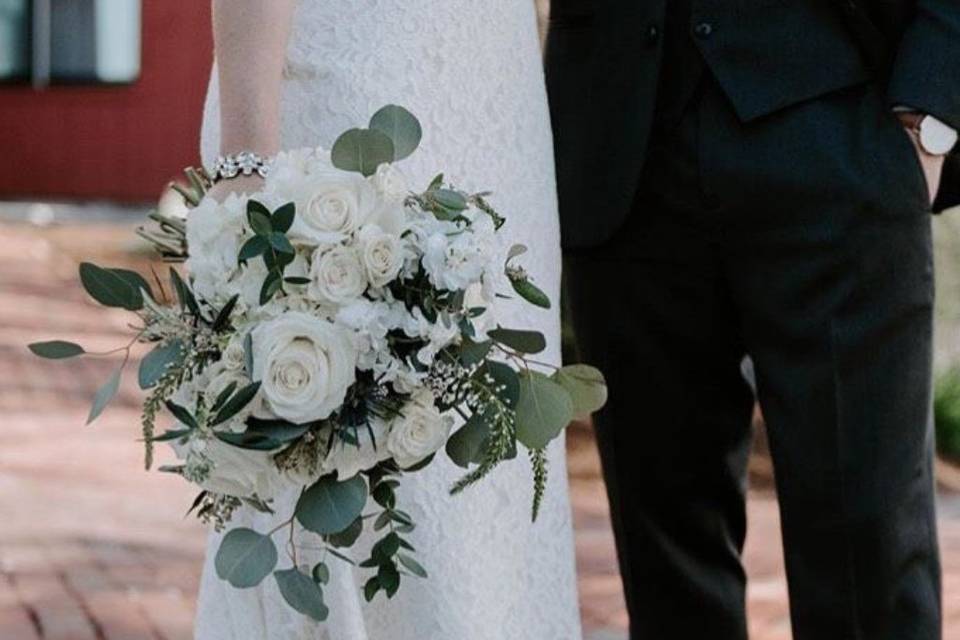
left=0, top=2, right=213, bottom=202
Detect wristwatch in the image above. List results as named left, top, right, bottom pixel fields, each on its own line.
left=897, top=112, right=958, bottom=156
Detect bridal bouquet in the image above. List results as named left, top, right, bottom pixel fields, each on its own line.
left=29, top=106, right=606, bottom=621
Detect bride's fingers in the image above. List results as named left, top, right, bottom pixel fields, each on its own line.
left=206, top=174, right=267, bottom=203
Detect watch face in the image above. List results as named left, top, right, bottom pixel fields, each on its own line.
left=920, top=116, right=958, bottom=155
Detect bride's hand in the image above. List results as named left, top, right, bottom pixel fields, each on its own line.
left=206, top=174, right=267, bottom=203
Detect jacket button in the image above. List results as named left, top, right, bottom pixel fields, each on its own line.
left=693, top=22, right=714, bottom=39
left=646, top=24, right=660, bottom=45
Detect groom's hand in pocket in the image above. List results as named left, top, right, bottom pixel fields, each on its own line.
left=896, top=112, right=947, bottom=207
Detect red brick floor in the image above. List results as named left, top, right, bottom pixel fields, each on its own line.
left=1, top=220, right=958, bottom=639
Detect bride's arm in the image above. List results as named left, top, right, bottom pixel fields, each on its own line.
left=208, top=0, right=297, bottom=199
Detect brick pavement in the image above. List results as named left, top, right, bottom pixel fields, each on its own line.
left=1, top=219, right=958, bottom=639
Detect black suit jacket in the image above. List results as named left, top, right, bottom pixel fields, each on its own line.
left=546, top=0, right=960, bottom=249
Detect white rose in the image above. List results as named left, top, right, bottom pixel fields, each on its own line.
left=387, top=391, right=452, bottom=468
left=324, top=417, right=393, bottom=480
left=307, top=245, right=367, bottom=305
left=357, top=225, right=404, bottom=288
left=251, top=312, right=358, bottom=424
left=287, top=172, right=379, bottom=245
left=370, top=163, right=408, bottom=204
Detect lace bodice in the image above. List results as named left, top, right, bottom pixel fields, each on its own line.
left=197, top=2, right=580, bottom=638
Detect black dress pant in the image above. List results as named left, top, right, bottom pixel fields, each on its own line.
left=565, top=77, right=942, bottom=639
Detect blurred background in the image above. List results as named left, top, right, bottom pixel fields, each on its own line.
left=0, top=2, right=958, bottom=639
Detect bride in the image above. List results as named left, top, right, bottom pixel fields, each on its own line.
left=195, top=1, right=580, bottom=638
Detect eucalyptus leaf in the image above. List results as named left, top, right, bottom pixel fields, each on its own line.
left=312, top=562, right=330, bottom=585
left=459, top=338, right=492, bottom=367
left=111, top=268, right=153, bottom=302
left=87, top=367, right=122, bottom=425
left=327, top=516, right=364, bottom=548
left=214, top=528, right=278, bottom=588
left=79, top=262, right=141, bottom=310
left=274, top=568, right=329, bottom=621
left=269, top=232, right=295, bottom=255
left=378, top=562, right=400, bottom=597
left=296, top=475, right=368, bottom=535
left=247, top=201, right=273, bottom=236
left=272, top=202, right=296, bottom=233
left=29, top=340, right=85, bottom=360
left=138, top=339, right=184, bottom=389
left=369, top=104, right=422, bottom=161
left=364, top=576, right=380, bottom=602
left=331, top=128, right=395, bottom=177
left=488, top=327, right=547, bottom=355
left=434, top=189, right=467, bottom=211
left=371, top=532, right=401, bottom=564
left=398, top=553, right=428, bottom=579
left=553, top=364, right=608, bottom=419
left=238, top=236, right=269, bottom=264
left=260, top=271, right=283, bottom=305
left=446, top=411, right=491, bottom=468
left=510, top=278, right=551, bottom=309
left=515, top=370, right=574, bottom=450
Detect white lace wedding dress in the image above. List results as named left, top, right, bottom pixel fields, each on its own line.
left=197, top=1, right=580, bottom=638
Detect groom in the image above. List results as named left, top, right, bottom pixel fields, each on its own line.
left=548, top=1, right=960, bottom=638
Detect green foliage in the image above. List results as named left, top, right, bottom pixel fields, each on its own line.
left=165, top=400, right=200, bottom=430
left=29, top=340, right=85, bottom=359
left=446, top=411, right=492, bottom=468
left=552, top=364, right=608, bottom=419
left=326, top=516, right=363, bottom=548
left=488, top=327, right=547, bottom=355
left=274, top=568, right=329, bottom=621
left=209, top=381, right=262, bottom=427
left=312, top=562, right=330, bottom=585
left=369, top=104, right=422, bottom=161
left=398, top=553, right=428, bottom=578
left=529, top=448, right=548, bottom=522
left=87, top=367, right=122, bottom=425
left=331, top=128, right=396, bottom=177
left=935, top=368, right=960, bottom=460
left=296, top=474, right=368, bottom=535
left=79, top=262, right=145, bottom=310
left=237, top=200, right=299, bottom=305
left=515, top=370, right=573, bottom=450
left=138, top=339, right=184, bottom=389
left=510, top=278, right=551, bottom=309
left=214, top=528, right=278, bottom=588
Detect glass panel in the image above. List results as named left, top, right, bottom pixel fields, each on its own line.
left=49, top=0, right=140, bottom=83
left=0, top=0, right=30, bottom=80
left=94, top=0, right=140, bottom=82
